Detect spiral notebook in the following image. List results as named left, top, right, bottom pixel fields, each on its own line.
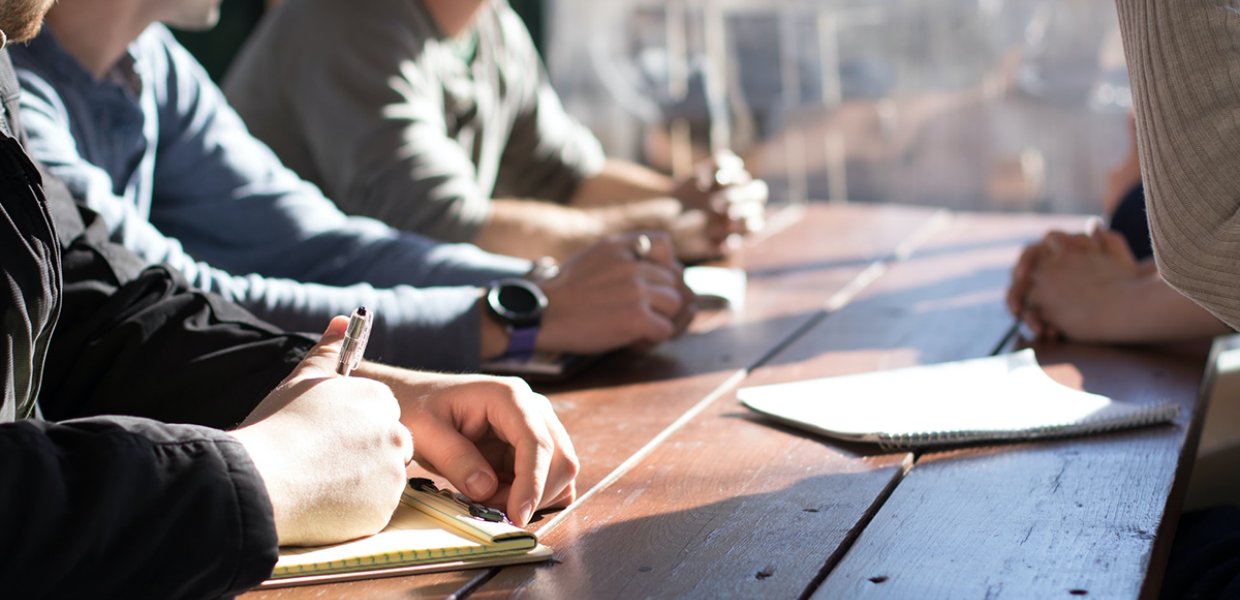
left=261, top=480, right=551, bottom=588
left=739, top=349, right=1178, bottom=450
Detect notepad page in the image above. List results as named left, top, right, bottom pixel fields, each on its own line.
left=273, top=493, right=536, bottom=577
left=739, top=350, right=1178, bottom=447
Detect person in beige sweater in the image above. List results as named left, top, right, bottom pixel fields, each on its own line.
left=1008, top=0, right=1240, bottom=347
left=1116, top=0, right=1240, bottom=331
left=1006, top=115, right=1229, bottom=345
left=1109, top=3, right=1240, bottom=596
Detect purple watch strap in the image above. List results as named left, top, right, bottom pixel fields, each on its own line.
left=505, top=325, right=539, bottom=358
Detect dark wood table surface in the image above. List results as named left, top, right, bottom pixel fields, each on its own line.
left=245, top=203, right=1209, bottom=600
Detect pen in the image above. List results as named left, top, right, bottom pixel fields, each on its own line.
left=336, top=306, right=373, bottom=376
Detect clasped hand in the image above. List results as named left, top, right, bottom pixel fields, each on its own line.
left=1006, top=226, right=1142, bottom=342
left=671, top=151, right=768, bottom=262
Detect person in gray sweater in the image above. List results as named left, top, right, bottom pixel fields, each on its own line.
left=225, top=0, right=767, bottom=263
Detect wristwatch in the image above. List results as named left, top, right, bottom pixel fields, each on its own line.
left=486, top=277, right=548, bottom=358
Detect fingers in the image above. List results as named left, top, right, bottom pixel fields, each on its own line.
left=1043, top=231, right=1068, bottom=256
left=627, top=231, right=677, bottom=269
left=499, top=395, right=577, bottom=525
left=510, top=427, right=553, bottom=522
left=634, top=259, right=680, bottom=289
left=631, top=250, right=692, bottom=338
left=1007, top=244, right=1040, bottom=315
left=407, top=379, right=579, bottom=527
left=392, top=397, right=415, bottom=468
left=670, top=280, right=698, bottom=336
left=542, top=411, right=579, bottom=508
left=616, top=258, right=687, bottom=342
left=411, top=418, right=502, bottom=502
left=1084, top=217, right=1108, bottom=251
left=705, top=210, right=743, bottom=248
left=641, top=281, right=683, bottom=322
left=290, top=315, right=351, bottom=380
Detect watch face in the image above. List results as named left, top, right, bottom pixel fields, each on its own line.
left=488, top=278, right=547, bottom=326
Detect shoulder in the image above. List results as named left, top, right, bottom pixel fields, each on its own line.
left=236, top=0, right=433, bottom=79
left=10, top=31, right=80, bottom=110
left=138, top=24, right=205, bottom=81
left=263, top=0, right=427, bottom=43
left=488, top=0, right=541, bottom=63
left=11, top=51, right=71, bottom=126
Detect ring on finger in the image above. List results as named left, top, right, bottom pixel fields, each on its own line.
left=633, top=234, right=653, bottom=261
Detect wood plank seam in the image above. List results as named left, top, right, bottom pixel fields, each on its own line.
left=809, top=213, right=1206, bottom=599
left=446, top=570, right=499, bottom=600
left=797, top=455, right=916, bottom=600
left=451, top=208, right=957, bottom=599
left=533, top=369, right=749, bottom=535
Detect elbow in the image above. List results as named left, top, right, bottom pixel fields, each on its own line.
left=1151, top=229, right=1240, bottom=331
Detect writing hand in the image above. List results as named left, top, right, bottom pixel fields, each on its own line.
left=230, top=316, right=413, bottom=546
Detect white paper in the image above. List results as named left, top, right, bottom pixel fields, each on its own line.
left=739, top=350, right=1177, bottom=447
left=684, top=266, right=747, bottom=310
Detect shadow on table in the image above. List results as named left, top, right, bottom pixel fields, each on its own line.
left=540, top=261, right=1014, bottom=395
left=751, top=263, right=1016, bottom=371
left=500, top=471, right=900, bottom=599
left=746, top=234, right=1035, bottom=282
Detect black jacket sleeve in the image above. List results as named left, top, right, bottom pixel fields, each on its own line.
left=37, top=173, right=315, bottom=429
left=0, top=416, right=278, bottom=599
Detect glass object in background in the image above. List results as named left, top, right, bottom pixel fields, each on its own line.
left=544, top=0, right=1130, bottom=216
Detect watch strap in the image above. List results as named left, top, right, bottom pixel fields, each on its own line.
left=505, top=325, right=539, bottom=358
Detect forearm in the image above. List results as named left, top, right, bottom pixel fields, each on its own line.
left=473, top=198, right=679, bottom=260
left=233, top=280, right=493, bottom=372
left=1116, top=0, right=1240, bottom=328
left=569, top=159, right=676, bottom=207
left=1107, top=274, right=1232, bottom=343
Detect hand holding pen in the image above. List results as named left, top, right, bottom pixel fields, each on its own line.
left=229, top=310, right=412, bottom=546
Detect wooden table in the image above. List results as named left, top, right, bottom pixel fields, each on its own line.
left=246, top=203, right=1209, bottom=600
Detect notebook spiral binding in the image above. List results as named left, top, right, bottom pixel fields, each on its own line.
left=875, top=402, right=1180, bottom=451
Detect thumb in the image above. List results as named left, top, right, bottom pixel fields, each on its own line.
left=295, top=315, right=351, bottom=378
left=413, top=420, right=501, bottom=504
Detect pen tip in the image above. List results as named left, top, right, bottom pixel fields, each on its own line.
left=356, top=306, right=368, bottom=316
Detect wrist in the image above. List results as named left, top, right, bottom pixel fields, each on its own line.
left=591, top=200, right=680, bottom=235
left=483, top=278, right=547, bottom=359
left=478, top=291, right=511, bottom=360
left=229, top=428, right=296, bottom=545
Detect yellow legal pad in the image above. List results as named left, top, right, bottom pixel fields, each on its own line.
left=262, top=482, right=552, bottom=588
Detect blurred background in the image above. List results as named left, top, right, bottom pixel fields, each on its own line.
left=180, top=0, right=1131, bottom=216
